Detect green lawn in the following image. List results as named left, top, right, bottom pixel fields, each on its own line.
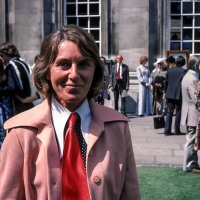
left=137, top=166, right=200, bottom=200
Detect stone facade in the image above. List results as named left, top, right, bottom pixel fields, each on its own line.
left=0, top=0, right=62, bottom=64
left=101, top=0, right=149, bottom=71
left=0, top=0, right=168, bottom=69
left=0, top=0, right=173, bottom=114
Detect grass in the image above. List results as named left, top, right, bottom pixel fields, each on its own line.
left=137, top=166, right=200, bottom=200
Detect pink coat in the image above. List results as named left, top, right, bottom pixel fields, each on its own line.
left=0, top=99, right=141, bottom=200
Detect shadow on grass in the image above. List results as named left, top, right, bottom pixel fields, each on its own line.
left=137, top=166, right=200, bottom=200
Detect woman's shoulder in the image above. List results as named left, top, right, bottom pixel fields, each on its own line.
left=90, top=101, right=130, bottom=123
left=4, top=99, right=51, bottom=130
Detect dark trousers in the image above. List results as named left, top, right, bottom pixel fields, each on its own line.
left=114, top=81, right=126, bottom=114
left=164, top=99, right=182, bottom=134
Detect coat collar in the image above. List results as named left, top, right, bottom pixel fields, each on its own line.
left=4, top=98, right=129, bottom=157
left=4, top=98, right=129, bottom=128
left=4, top=99, right=129, bottom=197
left=4, top=98, right=52, bottom=130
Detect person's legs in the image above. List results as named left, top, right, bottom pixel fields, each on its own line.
left=183, top=126, right=199, bottom=172
left=156, top=94, right=163, bottom=115
left=114, top=89, right=119, bottom=111
left=121, top=97, right=126, bottom=115
left=152, top=87, right=157, bottom=115
left=174, top=100, right=182, bottom=134
left=164, top=99, right=175, bottom=135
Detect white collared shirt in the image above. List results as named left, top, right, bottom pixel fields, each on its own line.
left=51, top=96, right=91, bottom=157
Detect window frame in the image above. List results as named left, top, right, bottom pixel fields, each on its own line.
left=63, top=0, right=101, bottom=54
left=169, top=0, right=200, bottom=56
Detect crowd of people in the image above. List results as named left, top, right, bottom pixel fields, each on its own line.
left=0, top=43, right=42, bottom=148
left=136, top=53, right=200, bottom=173
left=0, top=24, right=141, bottom=199
left=0, top=23, right=200, bottom=199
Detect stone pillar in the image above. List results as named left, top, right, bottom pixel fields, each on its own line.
left=109, top=0, right=149, bottom=72
left=0, top=0, right=6, bottom=44
left=5, top=0, right=44, bottom=64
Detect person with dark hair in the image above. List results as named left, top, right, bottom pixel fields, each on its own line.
left=164, top=55, right=187, bottom=136
left=181, top=56, right=200, bottom=173
left=136, top=55, right=152, bottom=116
left=93, top=56, right=110, bottom=105
left=0, top=25, right=141, bottom=199
left=166, top=55, right=176, bottom=68
left=0, top=59, right=19, bottom=148
left=0, top=42, right=39, bottom=113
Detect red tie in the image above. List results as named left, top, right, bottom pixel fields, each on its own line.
left=62, top=113, right=90, bottom=200
left=117, top=64, right=120, bottom=79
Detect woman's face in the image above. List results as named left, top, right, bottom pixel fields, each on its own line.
left=142, top=60, right=148, bottom=66
left=157, top=63, right=164, bottom=69
left=49, top=40, right=95, bottom=111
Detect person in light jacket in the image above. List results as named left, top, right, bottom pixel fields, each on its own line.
left=181, top=56, right=200, bottom=173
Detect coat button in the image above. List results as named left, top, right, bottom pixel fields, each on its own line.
left=93, top=176, right=101, bottom=183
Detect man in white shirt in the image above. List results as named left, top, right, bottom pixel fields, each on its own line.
left=109, top=54, right=129, bottom=115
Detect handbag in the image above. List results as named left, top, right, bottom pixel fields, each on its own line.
left=106, top=90, right=110, bottom=100
left=153, top=115, right=165, bottom=129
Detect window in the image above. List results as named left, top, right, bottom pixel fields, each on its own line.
left=64, top=0, right=101, bottom=53
left=169, top=0, right=200, bottom=55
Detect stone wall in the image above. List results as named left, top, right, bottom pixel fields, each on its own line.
left=1, top=0, right=158, bottom=70
left=101, top=0, right=149, bottom=72
left=0, top=0, right=6, bottom=43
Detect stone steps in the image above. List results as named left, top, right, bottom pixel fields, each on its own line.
left=129, top=71, right=138, bottom=90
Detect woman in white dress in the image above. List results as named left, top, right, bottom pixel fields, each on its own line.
left=136, top=55, right=152, bottom=116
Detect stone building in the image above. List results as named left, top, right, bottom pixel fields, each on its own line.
left=0, top=0, right=200, bottom=114
left=0, top=0, right=200, bottom=70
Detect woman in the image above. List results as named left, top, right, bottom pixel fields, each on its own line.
left=151, top=58, right=167, bottom=115
left=0, top=25, right=141, bottom=199
left=136, top=55, right=152, bottom=116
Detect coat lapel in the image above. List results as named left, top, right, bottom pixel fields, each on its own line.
left=37, top=124, right=61, bottom=198
left=87, top=119, right=104, bottom=154
left=34, top=100, right=61, bottom=198
left=4, top=99, right=62, bottom=199
left=87, top=101, right=104, bottom=153
left=86, top=101, right=129, bottom=153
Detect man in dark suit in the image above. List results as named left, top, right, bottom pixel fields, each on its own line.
left=109, top=54, right=129, bottom=115
left=164, top=55, right=187, bottom=136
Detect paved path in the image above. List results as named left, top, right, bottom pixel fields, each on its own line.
left=128, top=115, right=187, bottom=167
left=104, top=98, right=200, bottom=168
